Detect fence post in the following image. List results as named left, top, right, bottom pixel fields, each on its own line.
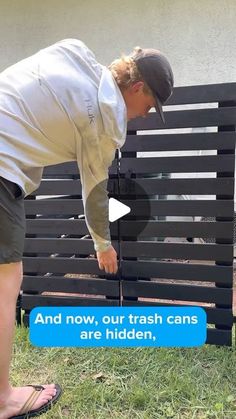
left=216, top=100, right=236, bottom=344
left=120, top=130, right=139, bottom=303
left=105, top=150, right=121, bottom=304
left=19, top=194, right=38, bottom=326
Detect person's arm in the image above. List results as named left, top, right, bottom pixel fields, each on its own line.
left=76, top=135, right=118, bottom=273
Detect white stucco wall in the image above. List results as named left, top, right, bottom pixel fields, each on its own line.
left=0, top=0, right=235, bottom=87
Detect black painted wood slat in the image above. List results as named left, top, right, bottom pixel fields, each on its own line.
left=23, top=257, right=116, bottom=276
left=206, top=329, right=231, bottom=346
left=120, top=155, right=235, bottom=174
left=23, top=238, right=119, bottom=255
left=24, top=238, right=97, bottom=254
left=32, top=178, right=118, bottom=196
left=121, top=261, right=233, bottom=284
left=22, top=275, right=119, bottom=296
left=25, top=199, right=233, bottom=217
left=25, top=219, right=233, bottom=239
left=25, top=219, right=89, bottom=236
left=31, top=178, right=234, bottom=197
left=25, top=219, right=119, bottom=237
left=121, top=241, right=233, bottom=262
left=119, top=221, right=233, bottom=239
left=122, top=281, right=232, bottom=305
left=25, top=199, right=84, bottom=215
left=167, top=83, right=236, bottom=105
left=120, top=200, right=233, bottom=217
left=22, top=295, right=119, bottom=310
left=118, top=178, right=234, bottom=196
left=127, top=107, right=236, bottom=131
left=123, top=132, right=236, bottom=152
left=23, top=239, right=232, bottom=261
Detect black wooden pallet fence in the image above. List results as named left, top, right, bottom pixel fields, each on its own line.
left=19, top=82, right=236, bottom=346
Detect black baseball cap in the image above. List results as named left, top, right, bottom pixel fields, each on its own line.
left=133, top=48, right=174, bottom=123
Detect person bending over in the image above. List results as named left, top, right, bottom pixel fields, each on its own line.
left=0, top=39, right=173, bottom=419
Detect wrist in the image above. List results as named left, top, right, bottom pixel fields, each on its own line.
left=94, top=241, right=111, bottom=253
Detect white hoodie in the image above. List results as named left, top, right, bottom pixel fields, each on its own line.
left=0, top=39, right=127, bottom=252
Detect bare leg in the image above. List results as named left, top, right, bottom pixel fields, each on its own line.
left=0, top=262, right=57, bottom=419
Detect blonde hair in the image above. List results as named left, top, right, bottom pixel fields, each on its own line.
left=109, top=46, right=152, bottom=94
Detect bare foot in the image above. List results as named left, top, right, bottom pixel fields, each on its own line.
left=0, top=384, right=57, bottom=419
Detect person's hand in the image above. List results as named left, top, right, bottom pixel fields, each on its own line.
left=96, top=245, right=118, bottom=274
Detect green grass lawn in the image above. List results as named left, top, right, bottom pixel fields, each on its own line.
left=11, top=326, right=236, bottom=419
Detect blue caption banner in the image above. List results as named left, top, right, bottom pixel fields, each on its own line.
left=30, top=306, right=207, bottom=348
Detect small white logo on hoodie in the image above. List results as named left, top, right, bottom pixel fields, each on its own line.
left=85, top=99, right=95, bottom=124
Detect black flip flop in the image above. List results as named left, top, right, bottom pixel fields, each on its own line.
left=9, top=383, right=62, bottom=419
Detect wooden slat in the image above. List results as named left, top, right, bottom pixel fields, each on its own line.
left=120, top=155, right=235, bottom=174
left=22, top=276, right=119, bottom=296
left=58, top=178, right=234, bottom=198
left=26, top=219, right=233, bottom=240
left=122, top=281, right=232, bottom=305
left=25, top=219, right=119, bottom=236
left=22, top=257, right=117, bottom=276
left=23, top=239, right=233, bottom=262
left=127, top=107, right=236, bottom=131
left=121, top=261, right=233, bottom=284
left=25, top=219, right=88, bottom=235
left=25, top=199, right=84, bottom=215
left=121, top=241, right=233, bottom=262
left=123, top=132, right=236, bottom=152
left=120, top=200, right=234, bottom=217
left=25, top=219, right=233, bottom=239
left=35, top=177, right=234, bottom=199
left=206, top=329, right=232, bottom=346
left=119, top=221, right=234, bottom=240
left=21, top=295, right=119, bottom=310
left=33, top=177, right=235, bottom=199
left=168, top=83, right=236, bottom=105
left=32, top=178, right=118, bottom=197
left=23, top=238, right=108, bottom=254
left=118, top=178, right=234, bottom=196
left=25, top=199, right=233, bottom=218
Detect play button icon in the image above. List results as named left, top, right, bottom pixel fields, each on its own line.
left=109, top=198, right=131, bottom=222
left=85, top=177, right=151, bottom=241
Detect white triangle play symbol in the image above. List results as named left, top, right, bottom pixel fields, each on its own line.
left=109, top=198, right=131, bottom=222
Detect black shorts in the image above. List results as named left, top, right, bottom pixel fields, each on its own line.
left=0, top=177, right=25, bottom=264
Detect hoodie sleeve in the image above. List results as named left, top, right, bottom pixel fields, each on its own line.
left=76, top=133, right=117, bottom=253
